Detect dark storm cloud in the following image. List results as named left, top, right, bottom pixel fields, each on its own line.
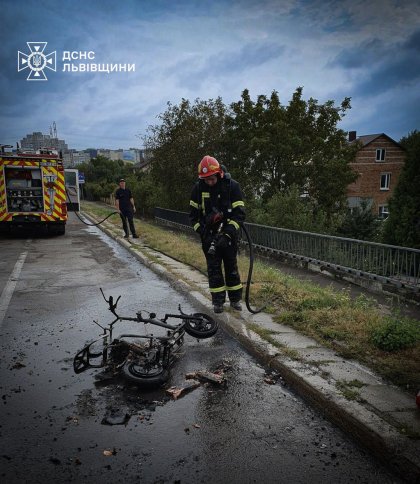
left=331, top=28, right=420, bottom=96
left=1, top=0, right=419, bottom=149
left=174, top=42, right=285, bottom=90
left=329, top=38, right=387, bottom=69
left=358, top=57, right=420, bottom=96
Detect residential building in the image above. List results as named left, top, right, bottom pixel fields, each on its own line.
left=109, top=149, right=124, bottom=161
left=62, top=150, right=92, bottom=167
left=73, top=151, right=92, bottom=166
left=85, top=149, right=98, bottom=158
left=96, top=148, right=145, bottom=165
left=133, top=148, right=153, bottom=172
left=346, top=132, right=405, bottom=219
left=20, top=131, right=68, bottom=153
left=96, top=149, right=111, bottom=159
left=62, top=151, right=74, bottom=166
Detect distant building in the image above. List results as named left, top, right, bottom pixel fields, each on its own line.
left=96, top=149, right=111, bottom=159
left=346, top=132, right=406, bottom=219
left=133, top=148, right=153, bottom=172
left=85, top=148, right=97, bottom=158
left=62, top=151, right=74, bottom=166
left=62, top=149, right=92, bottom=167
left=20, top=131, right=68, bottom=153
left=73, top=151, right=91, bottom=166
left=96, top=148, right=145, bottom=165
left=109, top=149, right=123, bottom=161
left=18, top=132, right=147, bottom=169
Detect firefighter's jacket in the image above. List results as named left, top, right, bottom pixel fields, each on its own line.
left=189, top=177, right=245, bottom=239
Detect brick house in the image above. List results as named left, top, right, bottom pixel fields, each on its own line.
left=346, top=132, right=406, bottom=219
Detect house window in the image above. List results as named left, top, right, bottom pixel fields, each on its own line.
left=380, top=173, right=391, bottom=190
left=378, top=205, right=389, bottom=219
left=376, top=148, right=386, bottom=161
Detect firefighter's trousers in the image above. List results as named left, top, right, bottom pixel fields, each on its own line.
left=202, top=238, right=242, bottom=305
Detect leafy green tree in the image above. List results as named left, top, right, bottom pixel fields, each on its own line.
left=84, top=181, right=116, bottom=200
left=382, top=130, right=420, bottom=248
left=129, top=171, right=163, bottom=218
left=225, top=88, right=358, bottom=225
left=142, top=87, right=358, bottom=232
left=76, top=156, right=133, bottom=201
left=78, top=156, right=124, bottom=183
left=143, top=97, right=227, bottom=210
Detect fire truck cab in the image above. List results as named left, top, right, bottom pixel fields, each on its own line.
left=0, top=147, right=67, bottom=235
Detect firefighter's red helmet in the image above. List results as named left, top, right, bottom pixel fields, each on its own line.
left=198, top=155, right=223, bottom=179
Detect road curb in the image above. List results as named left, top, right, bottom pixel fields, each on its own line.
left=82, top=212, right=420, bottom=483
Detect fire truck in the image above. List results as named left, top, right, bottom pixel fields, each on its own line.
left=0, top=148, right=67, bottom=235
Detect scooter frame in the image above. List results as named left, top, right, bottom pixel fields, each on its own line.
left=73, top=289, right=218, bottom=387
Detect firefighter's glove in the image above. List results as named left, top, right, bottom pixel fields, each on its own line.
left=206, top=211, right=223, bottom=226
left=215, top=233, right=231, bottom=249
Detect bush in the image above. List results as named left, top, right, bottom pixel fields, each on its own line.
left=247, top=185, right=336, bottom=234
left=337, top=199, right=381, bottom=241
left=370, top=317, right=419, bottom=352
left=84, top=181, right=116, bottom=200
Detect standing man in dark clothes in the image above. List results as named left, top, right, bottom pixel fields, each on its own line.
left=189, top=156, right=245, bottom=313
left=115, top=179, right=138, bottom=239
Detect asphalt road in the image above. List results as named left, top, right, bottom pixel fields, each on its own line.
left=0, top=215, right=403, bottom=483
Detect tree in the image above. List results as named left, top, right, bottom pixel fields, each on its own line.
left=142, top=87, right=358, bottom=233
left=76, top=156, right=132, bottom=201
left=382, top=130, right=420, bottom=248
left=224, top=88, right=358, bottom=226
left=130, top=171, right=163, bottom=218
left=143, top=97, right=227, bottom=210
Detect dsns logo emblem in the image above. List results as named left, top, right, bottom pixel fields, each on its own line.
left=18, top=42, right=56, bottom=81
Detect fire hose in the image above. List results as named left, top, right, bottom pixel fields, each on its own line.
left=240, top=223, right=266, bottom=315
left=65, top=186, right=119, bottom=226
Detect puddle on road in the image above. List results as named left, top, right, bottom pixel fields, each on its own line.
left=84, top=223, right=140, bottom=267
left=70, top=354, right=233, bottom=429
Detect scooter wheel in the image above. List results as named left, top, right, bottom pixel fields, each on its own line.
left=184, top=313, right=218, bottom=339
left=122, top=361, right=169, bottom=388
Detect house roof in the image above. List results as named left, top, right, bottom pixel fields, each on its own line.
left=351, top=133, right=403, bottom=149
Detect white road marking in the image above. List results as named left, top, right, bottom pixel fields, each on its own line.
left=0, top=250, right=28, bottom=328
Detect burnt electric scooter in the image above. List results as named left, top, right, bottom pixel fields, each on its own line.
left=74, top=289, right=218, bottom=387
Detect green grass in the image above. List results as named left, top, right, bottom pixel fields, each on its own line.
left=336, top=380, right=366, bottom=401
left=81, top=201, right=420, bottom=391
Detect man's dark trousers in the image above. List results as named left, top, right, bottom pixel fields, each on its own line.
left=120, top=209, right=136, bottom=236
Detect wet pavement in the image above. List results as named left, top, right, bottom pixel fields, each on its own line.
left=0, top=214, right=406, bottom=483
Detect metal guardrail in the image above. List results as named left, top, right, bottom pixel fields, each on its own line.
left=154, top=207, right=420, bottom=290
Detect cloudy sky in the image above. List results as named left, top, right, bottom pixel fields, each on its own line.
left=1, top=0, right=419, bottom=150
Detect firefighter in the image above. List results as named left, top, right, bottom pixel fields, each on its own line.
left=189, top=155, right=245, bottom=313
